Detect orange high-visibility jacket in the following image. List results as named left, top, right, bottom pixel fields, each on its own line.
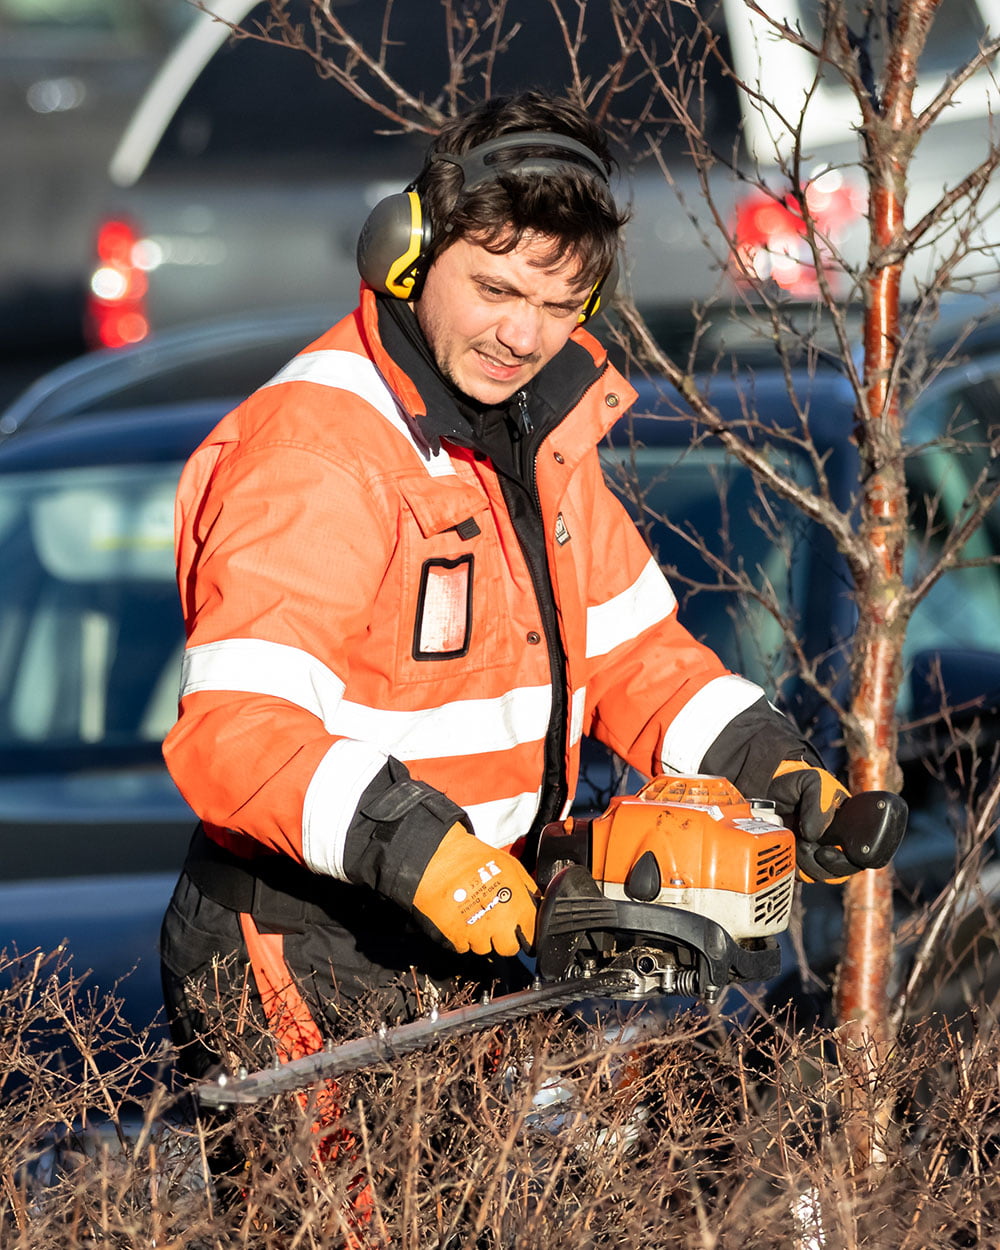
left=163, top=287, right=770, bottom=880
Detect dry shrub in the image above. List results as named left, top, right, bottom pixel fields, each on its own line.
left=4, top=947, right=1000, bottom=1248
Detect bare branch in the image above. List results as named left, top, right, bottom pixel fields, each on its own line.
left=615, top=297, right=863, bottom=571
left=194, top=0, right=445, bottom=132
left=907, top=470, right=1000, bottom=608
left=915, top=33, right=1000, bottom=136
left=890, top=764, right=1000, bottom=1033
left=903, top=141, right=1000, bottom=256
left=880, top=0, right=938, bottom=132
left=543, top=0, right=586, bottom=106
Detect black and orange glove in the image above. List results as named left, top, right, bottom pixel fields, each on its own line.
left=768, top=758, right=857, bottom=883
left=411, top=823, right=539, bottom=957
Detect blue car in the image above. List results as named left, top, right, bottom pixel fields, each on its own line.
left=1, top=303, right=998, bottom=1038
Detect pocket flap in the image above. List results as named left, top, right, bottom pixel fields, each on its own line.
left=397, top=475, right=487, bottom=539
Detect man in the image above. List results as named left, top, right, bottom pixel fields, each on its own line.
left=160, top=91, right=856, bottom=1083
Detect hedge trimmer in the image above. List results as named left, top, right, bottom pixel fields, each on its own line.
left=199, top=774, right=906, bottom=1107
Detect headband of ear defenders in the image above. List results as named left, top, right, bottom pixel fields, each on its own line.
left=356, top=128, right=618, bottom=318
left=430, top=130, right=611, bottom=190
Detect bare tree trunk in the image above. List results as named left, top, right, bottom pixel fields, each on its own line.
left=836, top=178, right=907, bottom=1039
left=834, top=0, right=941, bottom=1167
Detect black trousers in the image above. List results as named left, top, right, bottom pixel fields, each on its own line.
left=159, top=832, right=529, bottom=1082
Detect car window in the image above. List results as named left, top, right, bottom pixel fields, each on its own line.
left=147, top=0, right=740, bottom=173
left=0, top=460, right=184, bottom=767
left=603, top=393, right=1000, bottom=730
left=600, top=444, right=817, bottom=695
left=798, top=0, right=987, bottom=76
left=903, top=367, right=1000, bottom=716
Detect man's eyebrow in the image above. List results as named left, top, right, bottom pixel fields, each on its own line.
left=472, top=270, right=520, bottom=294
left=472, top=270, right=587, bottom=309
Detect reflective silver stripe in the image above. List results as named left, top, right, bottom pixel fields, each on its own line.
left=180, top=639, right=345, bottom=730
left=182, top=637, right=548, bottom=868
left=330, top=685, right=552, bottom=760
left=586, top=558, right=677, bottom=659
left=465, top=790, right=543, bottom=849
left=262, top=349, right=456, bottom=478
left=302, top=739, right=389, bottom=880
left=569, top=685, right=587, bottom=747
left=181, top=638, right=553, bottom=759
left=659, top=674, right=765, bottom=775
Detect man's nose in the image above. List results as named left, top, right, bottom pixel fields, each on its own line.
left=495, top=301, right=542, bottom=358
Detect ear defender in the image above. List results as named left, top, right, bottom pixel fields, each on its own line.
left=356, top=189, right=430, bottom=299
left=356, top=129, right=619, bottom=317
left=578, top=256, right=618, bottom=324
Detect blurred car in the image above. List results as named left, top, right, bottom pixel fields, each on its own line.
left=82, top=0, right=743, bottom=348
left=82, top=0, right=999, bottom=350
left=0, top=0, right=194, bottom=356
left=0, top=303, right=340, bottom=1038
left=1, top=299, right=998, bottom=1037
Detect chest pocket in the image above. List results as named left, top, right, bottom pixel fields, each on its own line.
left=392, top=474, right=518, bottom=685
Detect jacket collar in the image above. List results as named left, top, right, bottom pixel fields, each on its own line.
left=357, top=283, right=621, bottom=458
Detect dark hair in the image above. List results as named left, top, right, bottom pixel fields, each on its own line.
left=414, top=92, right=630, bottom=291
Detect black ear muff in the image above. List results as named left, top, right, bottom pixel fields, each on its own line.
left=356, top=190, right=431, bottom=299
left=578, top=255, right=619, bottom=323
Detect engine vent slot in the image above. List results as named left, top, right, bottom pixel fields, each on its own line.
left=753, top=873, right=795, bottom=929
left=754, top=841, right=794, bottom=888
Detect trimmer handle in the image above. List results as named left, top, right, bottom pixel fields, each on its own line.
left=816, top=790, right=908, bottom=872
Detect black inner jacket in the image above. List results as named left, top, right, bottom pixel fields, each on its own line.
left=376, top=296, right=609, bottom=857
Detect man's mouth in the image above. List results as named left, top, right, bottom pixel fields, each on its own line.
left=473, top=344, right=537, bottom=382
left=475, top=351, right=520, bottom=380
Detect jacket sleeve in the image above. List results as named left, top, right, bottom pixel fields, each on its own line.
left=578, top=470, right=816, bottom=801
left=163, top=416, right=465, bottom=899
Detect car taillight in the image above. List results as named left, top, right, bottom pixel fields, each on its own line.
left=730, top=168, right=866, bottom=297
left=85, top=218, right=150, bottom=349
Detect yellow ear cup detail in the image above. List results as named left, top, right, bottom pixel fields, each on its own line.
left=384, top=191, right=426, bottom=299
left=578, top=278, right=603, bottom=323
left=577, top=256, right=618, bottom=323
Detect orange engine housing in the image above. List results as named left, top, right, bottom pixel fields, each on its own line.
left=588, top=775, right=797, bottom=940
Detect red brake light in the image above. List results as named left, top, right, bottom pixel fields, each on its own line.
left=731, top=170, right=866, bottom=297
left=86, top=218, right=150, bottom=349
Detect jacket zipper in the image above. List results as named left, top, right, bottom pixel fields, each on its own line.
left=506, top=368, right=611, bottom=857
left=500, top=389, right=568, bottom=850
left=517, top=390, right=533, bottom=435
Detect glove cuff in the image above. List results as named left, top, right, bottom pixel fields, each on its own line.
left=342, top=761, right=469, bottom=904
left=700, top=696, right=822, bottom=801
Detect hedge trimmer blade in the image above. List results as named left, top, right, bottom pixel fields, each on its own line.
left=198, top=968, right=634, bottom=1106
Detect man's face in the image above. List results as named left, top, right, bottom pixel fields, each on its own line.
left=414, top=232, right=591, bottom=406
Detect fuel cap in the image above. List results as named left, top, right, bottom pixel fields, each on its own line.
left=624, top=850, right=662, bottom=902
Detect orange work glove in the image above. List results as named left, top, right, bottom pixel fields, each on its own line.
left=768, top=758, right=855, bottom=883
left=768, top=759, right=849, bottom=840
left=411, top=824, right=539, bottom=957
